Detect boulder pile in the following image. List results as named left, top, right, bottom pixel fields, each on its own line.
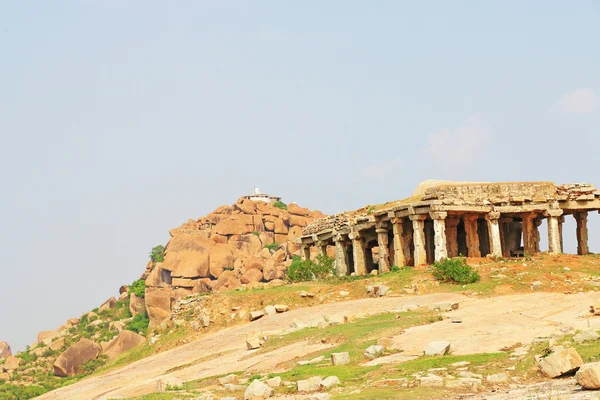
left=141, top=198, right=324, bottom=327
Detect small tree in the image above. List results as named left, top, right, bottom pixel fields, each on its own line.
left=432, top=257, right=480, bottom=284
left=273, top=201, right=287, bottom=210
left=129, top=279, right=146, bottom=298
left=150, top=245, right=165, bottom=263
left=286, top=254, right=336, bottom=282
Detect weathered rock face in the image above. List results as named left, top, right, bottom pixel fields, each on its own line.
left=103, top=330, right=145, bottom=359
left=576, top=362, right=600, bottom=389
left=53, top=338, right=101, bottom=377
left=129, top=293, right=146, bottom=317
left=2, top=356, right=20, bottom=372
left=145, top=288, right=172, bottom=329
left=145, top=198, right=324, bottom=295
left=0, top=340, right=11, bottom=359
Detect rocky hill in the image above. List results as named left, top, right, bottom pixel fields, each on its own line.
left=0, top=197, right=325, bottom=399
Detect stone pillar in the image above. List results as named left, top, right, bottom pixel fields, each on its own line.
left=445, top=217, right=460, bottom=258
left=334, top=237, right=349, bottom=276
left=534, top=219, right=542, bottom=253
left=376, top=227, right=391, bottom=274
left=301, top=245, right=311, bottom=261
left=575, top=212, right=590, bottom=255
left=463, top=215, right=481, bottom=258
left=546, top=210, right=563, bottom=254
left=392, top=218, right=406, bottom=267
left=522, top=213, right=537, bottom=256
left=485, top=211, right=503, bottom=258
left=410, top=215, right=427, bottom=266
left=558, top=216, right=565, bottom=252
left=499, top=217, right=512, bottom=258
left=349, top=232, right=367, bottom=275
left=430, top=212, right=448, bottom=262
left=318, top=241, right=328, bottom=257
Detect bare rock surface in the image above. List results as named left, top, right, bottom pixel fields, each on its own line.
left=103, top=330, right=146, bottom=359
left=0, top=340, right=11, bottom=359
left=53, top=338, right=101, bottom=377
left=35, top=292, right=600, bottom=399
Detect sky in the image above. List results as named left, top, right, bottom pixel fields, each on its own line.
left=1, top=1, right=599, bottom=351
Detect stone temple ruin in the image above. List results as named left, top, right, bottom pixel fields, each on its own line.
left=298, top=181, right=600, bottom=276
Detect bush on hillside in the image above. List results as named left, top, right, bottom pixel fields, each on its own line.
left=273, top=201, right=287, bottom=210
left=287, top=254, right=336, bottom=282
left=150, top=245, right=165, bottom=263
left=432, top=257, right=480, bottom=284
left=129, top=279, right=146, bottom=298
left=125, top=313, right=150, bottom=336
left=264, top=242, right=279, bottom=252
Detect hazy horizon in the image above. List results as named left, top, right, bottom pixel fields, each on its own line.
left=1, top=1, right=599, bottom=351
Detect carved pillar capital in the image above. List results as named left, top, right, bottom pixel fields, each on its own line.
left=463, top=214, right=480, bottom=222
left=485, top=211, right=501, bottom=221
left=409, top=214, right=427, bottom=222
left=429, top=211, right=448, bottom=220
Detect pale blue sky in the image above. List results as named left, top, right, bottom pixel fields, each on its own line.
left=1, top=1, right=599, bottom=350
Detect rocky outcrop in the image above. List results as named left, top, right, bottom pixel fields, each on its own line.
left=0, top=340, right=11, bottom=359
left=129, top=293, right=145, bottom=317
left=53, top=338, right=101, bottom=377
left=103, top=330, right=145, bottom=359
left=145, top=288, right=172, bottom=329
left=144, top=198, right=324, bottom=300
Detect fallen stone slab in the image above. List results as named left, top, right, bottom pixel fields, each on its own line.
left=364, top=345, right=385, bottom=359
left=244, top=379, right=273, bottom=399
left=320, top=375, right=340, bottom=389
left=424, top=341, right=451, bottom=356
left=264, top=305, right=277, bottom=316
left=445, top=377, right=481, bottom=390
left=360, top=353, right=418, bottom=367
left=575, top=361, right=600, bottom=389
left=420, top=375, right=443, bottom=387
left=249, top=310, right=265, bottom=321
left=331, top=352, right=350, bottom=365
left=573, top=328, right=599, bottom=343
left=538, top=347, right=583, bottom=378
left=274, top=304, right=289, bottom=313
left=265, top=376, right=281, bottom=387
left=218, top=374, right=239, bottom=385
left=297, top=376, right=323, bottom=392
left=487, top=373, right=508, bottom=384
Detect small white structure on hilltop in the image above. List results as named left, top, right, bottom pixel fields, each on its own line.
left=242, top=187, right=282, bottom=204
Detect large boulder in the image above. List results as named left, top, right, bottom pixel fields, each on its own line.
left=53, top=338, right=101, bottom=377
left=99, top=297, right=117, bottom=313
left=241, top=269, right=263, bottom=284
left=538, top=347, right=583, bottom=378
left=145, top=262, right=171, bottom=287
left=145, top=288, right=171, bottom=329
left=162, top=235, right=213, bottom=278
left=212, top=270, right=241, bottom=291
left=288, top=203, right=310, bottom=217
left=209, top=244, right=234, bottom=278
left=214, top=215, right=257, bottom=235
left=129, top=293, right=146, bottom=317
left=0, top=341, right=11, bottom=359
left=103, top=330, right=145, bottom=359
left=2, top=356, right=20, bottom=372
left=576, top=362, right=600, bottom=389
left=38, top=330, right=60, bottom=345
left=228, top=234, right=262, bottom=259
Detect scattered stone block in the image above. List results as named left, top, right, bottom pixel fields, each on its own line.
left=218, top=374, right=239, bottom=385
left=249, top=310, right=265, bottom=321
left=331, top=352, right=350, bottom=365
left=538, top=347, right=583, bottom=378
left=244, top=379, right=274, bottom=399
left=320, top=376, right=340, bottom=389
left=274, top=304, right=289, bottom=313
left=451, top=317, right=463, bottom=323
left=199, top=314, right=210, bottom=328
left=224, top=383, right=246, bottom=391
left=364, top=345, right=385, bottom=359
left=2, top=356, right=21, bottom=372
left=445, top=378, right=481, bottom=390
left=531, top=281, right=543, bottom=290
left=424, top=341, right=451, bottom=356
left=264, top=305, right=277, bottom=316
left=156, top=377, right=183, bottom=392
left=432, top=302, right=458, bottom=312
left=297, top=376, right=323, bottom=392
left=576, top=362, right=600, bottom=389
left=246, top=333, right=261, bottom=350
left=265, top=376, right=281, bottom=387
left=419, top=375, right=443, bottom=387
left=486, top=373, right=508, bottom=384
left=573, top=329, right=599, bottom=343
left=300, top=291, right=315, bottom=298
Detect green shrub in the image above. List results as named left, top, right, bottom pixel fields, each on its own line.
left=367, top=205, right=376, bottom=215
left=273, top=201, right=287, bottom=210
left=129, top=279, right=146, bottom=298
left=150, top=245, right=165, bottom=263
left=432, top=257, right=480, bottom=284
left=390, top=265, right=402, bottom=273
left=77, top=354, right=108, bottom=376
left=286, top=254, right=336, bottom=282
left=264, top=242, right=279, bottom=251
left=0, top=383, right=48, bottom=399
left=125, top=313, right=150, bottom=336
